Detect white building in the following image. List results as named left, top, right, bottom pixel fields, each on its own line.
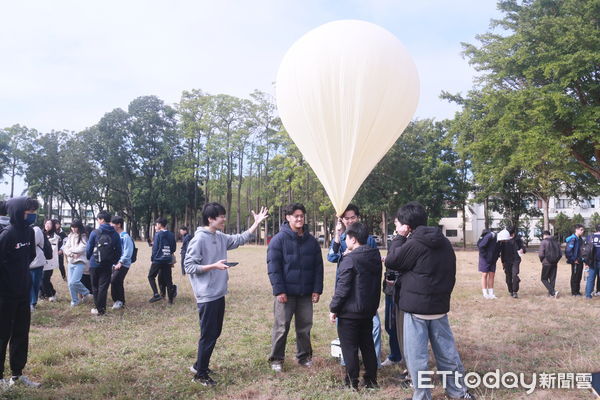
left=439, top=196, right=599, bottom=245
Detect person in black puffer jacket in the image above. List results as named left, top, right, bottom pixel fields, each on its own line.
left=385, top=202, right=474, bottom=400
left=267, top=203, right=323, bottom=371
left=329, top=222, right=381, bottom=390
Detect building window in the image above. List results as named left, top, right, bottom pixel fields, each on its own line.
left=86, top=210, right=94, bottom=218
left=556, top=199, right=570, bottom=209
left=445, top=229, right=458, bottom=237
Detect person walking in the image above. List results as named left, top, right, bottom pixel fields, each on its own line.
left=565, top=224, right=585, bottom=296
left=110, top=216, right=134, bottom=309
left=63, top=219, right=92, bottom=307
left=538, top=231, right=561, bottom=298
left=497, top=227, right=525, bottom=298
left=477, top=229, right=499, bottom=299
left=148, top=218, right=177, bottom=304
left=40, top=220, right=59, bottom=302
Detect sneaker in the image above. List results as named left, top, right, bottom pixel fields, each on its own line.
left=363, top=380, right=379, bottom=390
left=488, top=293, right=497, bottom=299
left=447, top=391, right=477, bottom=399
left=511, top=292, right=518, bottom=299
left=70, top=301, right=79, bottom=307
left=149, top=294, right=163, bottom=303
left=112, top=301, right=123, bottom=310
left=192, top=374, right=216, bottom=387
left=553, top=290, right=559, bottom=298
left=48, top=296, right=57, bottom=302
left=482, top=293, right=490, bottom=299
left=30, top=304, right=35, bottom=312
left=9, top=375, right=41, bottom=388
left=189, top=365, right=213, bottom=375
left=381, top=358, right=400, bottom=367
left=90, top=308, right=99, bottom=315
left=299, top=359, right=313, bottom=367
left=271, top=362, right=283, bottom=372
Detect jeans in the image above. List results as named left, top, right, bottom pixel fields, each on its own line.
left=68, top=263, right=90, bottom=305
left=193, top=297, right=225, bottom=377
left=585, top=261, right=600, bottom=298
left=29, top=267, right=43, bottom=307
left=403, top=313, right=467, bottom=400
left=269, top=295, right=313, bottom=363
left=384, top=294, right=402, bottom=362
left=338, top=317, right=377, bottom=387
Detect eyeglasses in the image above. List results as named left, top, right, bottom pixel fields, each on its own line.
left=290, top=214, right=305, bottom=220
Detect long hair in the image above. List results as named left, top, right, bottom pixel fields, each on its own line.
left=44, top=219, right=56, bottom=237
left=70, top=219, right=86, bottom=244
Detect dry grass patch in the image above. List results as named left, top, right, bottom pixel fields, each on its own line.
left=1, top=245, right=598, bottom=399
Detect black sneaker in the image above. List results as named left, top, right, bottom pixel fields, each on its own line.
left=511, top=292, right=518, bottom=299
left=149, top=294, right=163, bottom=303
left=363, top=380, right=379, bottom=390
left=193, top=374, right=216, bottom=387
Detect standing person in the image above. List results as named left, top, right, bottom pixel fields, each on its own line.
left=584, top=225, right=600, bottom=299
left=0, top=196, right=41, bottom=388
left=477, top=229, right=499, bottom=299
left=62, top=219, right=92, bottom=307
left=267, top=203, right=324, bottom=372
left=54, top=220, right=67, bottom=281
left=148, top=218, right=177, bottom=304
left=85, top=211, right=122, bottom=316
left=565, top=224, right=585, bottom=296
left=538, top=231, right=561, bottom=298
left=185, top=202, right=269, bottom=386
left=329, top=222, right=382, bottom=390
left=41, top=220, right=59, bottom=302
left=497, top=227, right=525, bottom=299
left=180, top=226, right=192, bottom=275
left=385, top=202, right=474, bottom=400
left=327, top=204, right=382, bottom=366
left=29, top=223, right=47, bottom=311
left=110, top=216, right=134, bottom=309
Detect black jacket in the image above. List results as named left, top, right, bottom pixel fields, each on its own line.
left=499, top=236, right=524, bottom=264
left=151, top=230, right=177, bottom=264
left=384, top=226, right=456, bottom=315
left=0, top=197, right=36, bottom=300
left=267, top=222, right=324, bottom=296
left=330, top=245, right=382, bottom=319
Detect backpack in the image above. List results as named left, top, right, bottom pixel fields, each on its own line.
left=42, top=233, right=53, bottom=260
left=93, top=229, right=117, bottom=265
left=131, top=240, right=138, bottom=264
left=581, top=236, right=595, bottom=264
left=544, top=238, right=562, bottom=264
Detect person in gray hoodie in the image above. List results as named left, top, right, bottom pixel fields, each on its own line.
left=184, top=202, right=269, bottom=387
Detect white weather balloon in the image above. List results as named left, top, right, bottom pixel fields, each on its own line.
left=276, top=20, right=420, bottom=215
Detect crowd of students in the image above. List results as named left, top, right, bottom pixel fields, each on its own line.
left=477, top=223, right=600, bottom=300
left=3, top=195, right=598, bottom=398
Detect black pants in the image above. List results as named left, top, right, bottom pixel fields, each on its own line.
left=570, top=263, right=583, bottom=295
left=193, top=297, right=225, bottom=378
left=337, top=317, right=378, bottom=387
left=0, top=297, right=30, bottom=379
left=541, top=263, right=558, bottom=295
left=81, top=274, right=92, bottom=292
left=503, top=260, right=521, bottom=293
left=40, top=269, right=56, bottom=298
left=111, top=266, right=130, bottom=304
left=90, top=265, right=112, bottom=314
left=58, top=255, right=66, bottom=280
left=148, top=263, right=174, bottom=299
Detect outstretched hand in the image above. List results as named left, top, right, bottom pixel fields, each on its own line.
left=251, top=207, right=269, bottom=224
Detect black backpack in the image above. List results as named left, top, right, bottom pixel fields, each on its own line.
left=130, top=240, right=138, bottom=264
left=545, top=238, right=562, bottom=264
left=94, top=230, right=117, bottom=265
left=581, top=236, right=595, bottom=264
left=42, top=233, right=53, bottom=260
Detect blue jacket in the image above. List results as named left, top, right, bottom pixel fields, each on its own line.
left=327, top=231, right=377, bottom=264
left=565, top=234, right=583, bottom=264
left=267, top=222, right=324, bottom=296
left=86, top=224, right=122, bottom=268
left=151, top=230, right=176, bottom=264
left=118, top=231, right=134, bottom=267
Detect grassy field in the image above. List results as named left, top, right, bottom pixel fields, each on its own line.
left=2, top=244, right=599, bottom=400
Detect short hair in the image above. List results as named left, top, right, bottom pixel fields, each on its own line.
left=111, top=216, right=124, bottom=227
left=155, top=217, right=168, bottom=228
left=0, top=201, right=6, bottom=216
left=395, top=202, right=427, bottom=230
left=574, top=224, right=585, bottom=231
left=25, top=198, right=39, bottom=211
left=507, top=226, right=516, bottom=235
left=542, top=230, right=551, bottom=236
left=342, top=204, right=360, bottom=218
left=345, top=222, right=369, bottom=245
left=97, top=210, right=111, bottom=222
left=180, top=226, right=188, bottom=232
left=283, top=203, right=306, bottom=216
left=202, top=202, right=226, bottom=226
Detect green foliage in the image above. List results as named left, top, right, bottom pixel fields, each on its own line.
left=553, top=212, right=572, bottom=241
left=590, top=212, right=600, bottom=231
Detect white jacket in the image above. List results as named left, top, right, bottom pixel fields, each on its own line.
left=62, top=233, right=89, bottom=266
left=44, top=234, right=60, bottom=271
left=30, top=226, right=46, bottom=269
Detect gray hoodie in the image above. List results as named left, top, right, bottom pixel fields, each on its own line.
left=184, top=227, right=253, bottom=304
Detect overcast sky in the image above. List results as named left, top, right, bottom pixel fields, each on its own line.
left=0, top=1, right=501, bottom=196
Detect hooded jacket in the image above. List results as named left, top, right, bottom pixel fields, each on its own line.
left=267, top=222, right=324, bottom=297
left=184, top=227, right=253, bottom=304
left=329, top=245, right=382, bottom=319
left=62, top=232, right=89, bottom=265
left=0, top=197, right=36, bottom=299
left=30, top=226, right=47, bottom=269
left=477, top=230, right=499, bottom=270
left=151, top=230, right=176, bottom=264
left=384, top=226, right=456, bottom=315
left=498, top=235, right=524, bottom=265
left=85, top=223, right=122, bottom=268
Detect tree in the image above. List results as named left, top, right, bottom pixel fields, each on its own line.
left=553, top=212, right=571, bottom=242
left=590, top=212, right=600, bottom=230
left=2, top=125, right=35, bottom=198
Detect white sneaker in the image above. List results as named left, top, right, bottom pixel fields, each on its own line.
left=299, top=359, right=312, bottom=367
left=190, top=365, right=197, bottom=374
left=90, top=308, right=99, bottom=315
left=30, top=305, right=35, bottom=312
left=482, top=293, right=490, bottom=299
left=381, top=358, right=400, bottom=367
left=112, top=301, right=123, bottom=310
left=554, top=290, right=560, bottom=299
left=48, top=296, right=57, bottom=302
left=9, top=375, right=41, bottom=388
left=271, top=363, right=283, bottom=372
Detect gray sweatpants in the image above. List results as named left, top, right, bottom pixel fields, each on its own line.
left=268, top=295, right=313, bottom=363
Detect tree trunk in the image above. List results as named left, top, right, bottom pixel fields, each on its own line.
left=542, top=197, right=550, bottom=231
left=462, top=201, right=467, bottom=249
